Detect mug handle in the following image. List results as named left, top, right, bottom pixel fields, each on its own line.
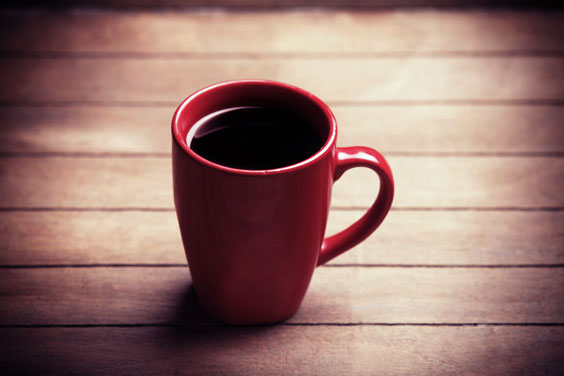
left=317, top=146, right=395, bottom=266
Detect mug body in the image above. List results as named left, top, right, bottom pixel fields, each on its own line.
left=172, top=80, right=337, bottom=324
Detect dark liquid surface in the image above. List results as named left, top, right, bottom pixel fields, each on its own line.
left=188, top=106, right=324, bottom=170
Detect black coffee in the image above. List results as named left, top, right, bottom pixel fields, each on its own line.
left=187, top=106, right=324, bottom=170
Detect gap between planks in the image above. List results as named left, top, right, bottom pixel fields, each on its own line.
left=1, top=99, right=564, bottom=107
left=1, top=152, right=564, bottom=158
left=2, top=51, right=564, bottom=59
left=2, top=322, right=564, bottom=328
left=1, top=207, right=563, bottom=211
left=1, top=264, right=564, bottom=269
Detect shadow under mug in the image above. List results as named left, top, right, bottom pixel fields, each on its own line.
left=172, top=80, right=394, bottom=324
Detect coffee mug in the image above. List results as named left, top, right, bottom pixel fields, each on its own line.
left=172, top=80, right=394, bottom=324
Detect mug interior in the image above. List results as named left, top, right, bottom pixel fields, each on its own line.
left=172, top=80, right=336, bottom=173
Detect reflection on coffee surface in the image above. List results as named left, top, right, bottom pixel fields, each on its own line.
left=187, top=106, right=323, bottom=170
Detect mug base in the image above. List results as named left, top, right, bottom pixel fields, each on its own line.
left=195, top=290, right=302, bottom=326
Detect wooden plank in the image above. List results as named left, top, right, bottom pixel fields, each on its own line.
left=334, top=105, right=564, bottom=154
left=0, top=10, right=563, bottom=53
left=0, top=210, right=563, bottom=266
left=1, top=105, right=563, bottom=154
left=1, top=326, right=563, bottom=375
left=0, top=267, right=563, bottom=325
left=0, top=156, right=562, bottom=209
left=325, top=210, right=564, bottom=265
left=1, top=57, right=563, bottom=103
left=0, top=106, right=172, bottom=155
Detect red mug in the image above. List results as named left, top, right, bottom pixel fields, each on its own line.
left=172, top=80, right=394, bottom=324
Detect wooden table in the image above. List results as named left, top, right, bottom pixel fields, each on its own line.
left=1, top=8, right=563, bottom=375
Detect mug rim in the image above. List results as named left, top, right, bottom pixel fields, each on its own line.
left=172, top=79, right=337, bottom=176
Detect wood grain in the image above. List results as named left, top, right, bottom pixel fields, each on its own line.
left=0, top=8, right=562, bottom=375
left=1, top=267, right=563, bottom=325
left=1, top=10, right=563, bottom=53
left=1, top=156, right=562, bottom=209
left=0, top=210, right=562, bottom=266
left=1, top=105, right=563, bottom=154
left=1, top=57, right=563, bottom=103
left=1, top=326, right=563, bottom=376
